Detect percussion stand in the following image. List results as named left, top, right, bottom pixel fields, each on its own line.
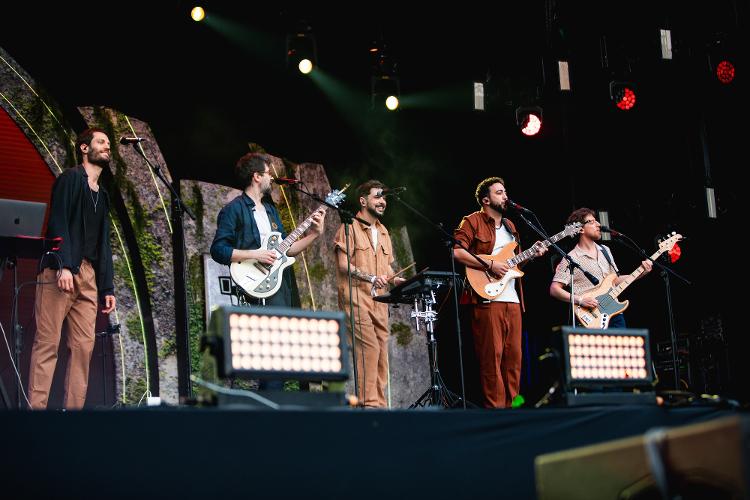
left=409, top=288, right=462, bottom=408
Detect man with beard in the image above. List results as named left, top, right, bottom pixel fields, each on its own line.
left=453, top=177, right=546, bottom=408
left=211, top=152, right=325, bottom=391
left=28, top=128, right=116, bottom=410
left=333, top=180, right=405, bottom=408
left=210, top=152, right=325, bottom=307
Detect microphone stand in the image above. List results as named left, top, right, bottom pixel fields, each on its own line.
left=609, top=232, right=690, bottom=390
left=279, top=182, right=370, bottom=402
left=513, top=210, right=598, bottom=328
left=387, top=192, right=496, bottom=409
left=130, top=143, right=196, bottom=400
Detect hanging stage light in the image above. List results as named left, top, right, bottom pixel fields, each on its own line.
left=708, top=33, right=736, bottom=85
left=286, top=21, right=317, bottom=74
left=610, top=81, right=637, bottom=111
left=190, top=6, right=205, bottom=22
left=516, top=106, right=543, bottom=136
left=370, top=39, right=400, bottom=111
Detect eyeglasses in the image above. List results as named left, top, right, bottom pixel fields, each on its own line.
left=583, top=219, right=599, bottom=225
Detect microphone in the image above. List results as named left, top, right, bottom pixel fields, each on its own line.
left=376, top=186, right=407, bottom=197
left=272, top=177, right=301, bottom=185
left=599, top=226, right=622, bottom=237
left=507, top=199, right=533, bottom=213
left=119, top=137, right=144, bottom=145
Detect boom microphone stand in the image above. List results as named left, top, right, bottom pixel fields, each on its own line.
left=128, top=141, right=196, bottom=399
left=387, top=190, right=495, bottom=409
left=511, top=207, right=599, bottom=327
left=607, top=229, right=690, bottom=390
left=278, top=182, right=370, bottom=402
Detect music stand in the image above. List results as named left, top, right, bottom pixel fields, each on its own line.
left=375, top=270, right=461, bottom=408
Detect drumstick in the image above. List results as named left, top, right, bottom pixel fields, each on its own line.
left=388, top=262, right=416, bottom=282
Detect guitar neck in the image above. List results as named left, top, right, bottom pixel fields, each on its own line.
left=276, top=204, right=326, bottom=254
left=609, top=248, right=662, bottom=298
left=507, top=230, right=569, bottom=267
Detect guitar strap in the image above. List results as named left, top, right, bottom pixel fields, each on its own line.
left=598, top=244, right=619, bottom=275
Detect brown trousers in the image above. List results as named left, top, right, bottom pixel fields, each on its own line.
left=349, top=302, right=390, bottom=408
left=471, top=302, right=522, bottom=409
left=28, top=260, right=98, bottom=409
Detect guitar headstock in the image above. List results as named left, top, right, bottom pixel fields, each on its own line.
left=658, top=231, right=683, bottom=252
left=325, top=185, right=348, bottom=208
left=563, top=222, right=583, bottom=237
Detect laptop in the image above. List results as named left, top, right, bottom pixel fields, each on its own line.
left=0, top=198, right=48, bottom=237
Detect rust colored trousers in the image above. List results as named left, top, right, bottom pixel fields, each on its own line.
left=28, top=260, right=98, bottom=410
left=470, top=302, right=522, bottom=409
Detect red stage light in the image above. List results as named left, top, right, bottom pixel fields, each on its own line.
left=615, top=87, right=636, bottom=110
left=668, top=242, right=682, bottom=263
left=516, top=106, right=543, bottom=137
left=716, top=60, right=735, bottom=84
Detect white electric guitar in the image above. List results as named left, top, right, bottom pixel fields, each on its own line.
left=230, top=187, right=347, bottom=299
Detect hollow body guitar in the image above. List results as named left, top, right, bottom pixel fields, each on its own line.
left=230, top=187, right=346, bottom=299
left=575, top=232, right=682, bottom=329
left=465, top=223, right=582, bottom=300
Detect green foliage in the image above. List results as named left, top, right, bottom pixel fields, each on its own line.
left=306, top=262, right=326, bottom=283
left=135, top=219, right=163, bottom=292
left=391, top=321, right=413, bottom=347
left=186, top=254, right=206, bottom=375
left=159, top=334, right=177, bottom=358
left=124, top=376, right=148, bottom=405
left=125, top=313, right=143, bottom=342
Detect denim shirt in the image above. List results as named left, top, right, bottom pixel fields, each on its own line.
left=210, top=192, right=287, bottom=266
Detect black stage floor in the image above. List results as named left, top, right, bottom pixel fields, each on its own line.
left=1, top=403, right=745, bottom=499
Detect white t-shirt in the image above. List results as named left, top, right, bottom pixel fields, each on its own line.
left=491, top=224, right=520, bottom=303
left=370, top=225, right=378, bottom=249
left=253, top=205, right=273, bottom=242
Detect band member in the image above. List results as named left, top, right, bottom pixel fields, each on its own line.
left=28, top=128, right=116, bottom=410
left=333, top=180, right=405, bottom=408
left=210, top=152, right=325, bottom=306
left=550, top=207, right=652, bottom=327
left=453, top=177, right=546, bottom=409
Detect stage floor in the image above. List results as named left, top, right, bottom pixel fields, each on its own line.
left=1, top=403, right=743, bottom=499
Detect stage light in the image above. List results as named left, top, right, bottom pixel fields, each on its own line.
left=370, top=39, right=400, bottom=111
left=707, top=34, right=736, bottom=85
left=298, top=58, right=313, bottom=75
left=202, top=306, right=349, bottom=381
left=371, top=75, right=401, bottom=111
left=559, top=327, right=654, bottom=398
left=610, top=81, right=636, bottom=111
left=190, top=6, right=205, bottom=22
left=715, top=60, right=735, bottom=84
left=516, top=106, right=543, bottom=136
left=286, top=21, right=317, bottom=74
left=548, top=327, right=655, bottom=406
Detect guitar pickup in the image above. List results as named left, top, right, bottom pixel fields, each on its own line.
left=254, top=262, right=271, bottom=274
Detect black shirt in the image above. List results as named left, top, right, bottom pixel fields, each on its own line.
left=82, top=185, right=104, bottom=261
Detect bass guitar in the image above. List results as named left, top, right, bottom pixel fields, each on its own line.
left=575, top=232, right=682, bottom=329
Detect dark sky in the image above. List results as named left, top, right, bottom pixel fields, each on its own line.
left=3, top=1, right=749, bottom=400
